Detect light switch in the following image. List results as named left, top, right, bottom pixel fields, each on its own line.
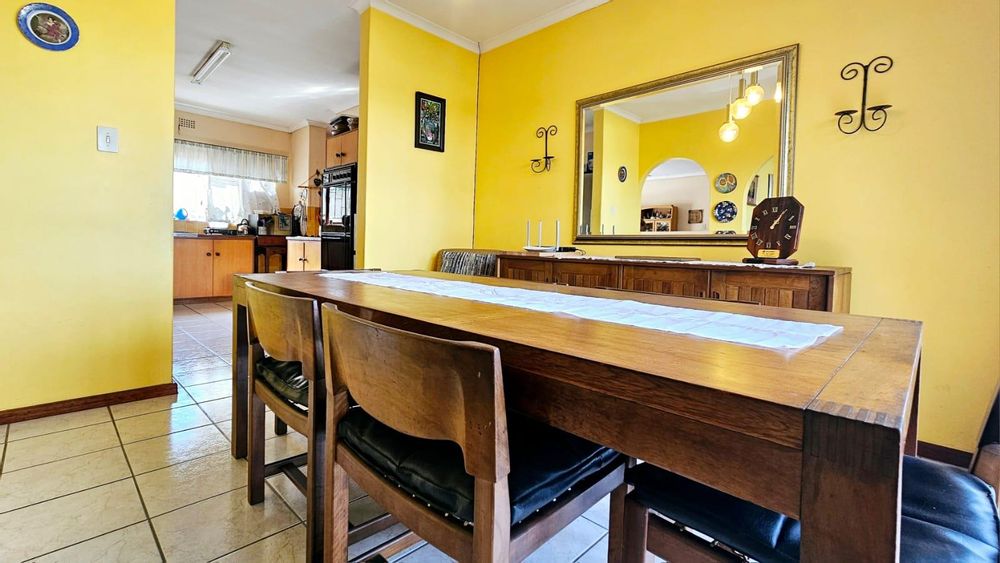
left=97, top=126, right=119, bottom=153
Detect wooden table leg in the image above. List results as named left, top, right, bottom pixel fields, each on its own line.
left=800, top=407, right=902, bottom=562
left=231, top=301, right=249, bottom=459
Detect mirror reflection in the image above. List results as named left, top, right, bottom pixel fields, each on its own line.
left=577, top=51, right=794, bottom=242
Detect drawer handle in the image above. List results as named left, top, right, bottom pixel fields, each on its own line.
left=205, top=252, right=211, bottom=256
left=215, top=252, right=221, bottom=256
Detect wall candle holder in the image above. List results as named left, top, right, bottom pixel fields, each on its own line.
left=835, top=55, right=893, bottom=134
left=530, top=125, right=557, bottom=173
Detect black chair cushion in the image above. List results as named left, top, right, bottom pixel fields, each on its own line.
left=256, top=357, right=309, bottom=407
left=628, top=456, right=999, bottom=563
left=338, top=407, right=622, bottom=524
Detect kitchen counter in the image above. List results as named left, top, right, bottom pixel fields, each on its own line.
left=286, top=236, right=321, bottom=241
left=173, top=232, right=258, bottom=241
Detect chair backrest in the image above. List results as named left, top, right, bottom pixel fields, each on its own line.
left=321, top=303, right=510, bottom=482
left=437, top=249, right=499, bottom=277
left=979, top=385, right=1000, bottom=448
left=245, top=282, right=321, bottom=381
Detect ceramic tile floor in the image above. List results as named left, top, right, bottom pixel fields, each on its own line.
left=0, top=300, right=618, bottom=562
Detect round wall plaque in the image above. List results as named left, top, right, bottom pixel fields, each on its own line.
left=714, top=172, right=737, bottom=194
left=618, top=166, right=627, bottom=182
left=17, top=3, right=79, bottom=51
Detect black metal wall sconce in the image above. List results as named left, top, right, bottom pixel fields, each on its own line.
left=835, top=55, right=893, bottom=134
left=530, top=125, right=558, bottom=173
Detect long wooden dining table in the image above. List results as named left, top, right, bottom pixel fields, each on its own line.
left=230, top=270, right=922, bottom=562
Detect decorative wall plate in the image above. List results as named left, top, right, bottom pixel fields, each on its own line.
left=618, top=166, right=628, bottom=182
left=714, top=172, right=737, bottom=194
left=713, top=200, right=738, bottom=223
left=17, top=3, right=78, bottom=51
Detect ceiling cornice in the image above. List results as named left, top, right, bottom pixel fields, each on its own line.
left=174, top=102, right=296, bottom=133
left=479, top=0, right=609, bottom=52
left=604, top=105, right=642, bottom=123
left=350, top=0, right=480, bottom=53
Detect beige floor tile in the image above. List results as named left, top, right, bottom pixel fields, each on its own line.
left=152, top=486, right=299, bottom=562
left=31, top=522, right=161, bottom=563
left=110, top=388, right=194, bottom=420
left=398, top=543, right=454, bottom=562
left=174, top=346, right=216, bottom=361
left=217, top=419, right=233, bottom=439
left=199, top=397, right=233, bottom=423
left=582, top=493, right=611, bottom=529
left=136, top=450, right=247, bottom=516
left=186, top=380, right=233, bottom=403
left=124, top=424, right=229, bottom=474
left=266, top=474, right=306, bottom=521
left=7, top=408, right=111, bottom=442
left=0, top=479, right=146, bottom=561
left=215, top=524, right=305, bottom=563
left=3, top=423, right=120, bottom=472
left=523, top=516, right=607, bottom=563
left=218, top=411, right=292, bottom=442
left=174, top=364, right=231, bottom=386
left=173, top=356, right=229, bottom=376
left=115, top=404, right=213, bottom=444
left=348, top=495, right=387, bottom=527
left=348, top=522, right=409, bottom=561
left=266, top=432, right=308, bottom=464
left=574, top=535, right=610, bottom=563
left=187, top=302, right=230, bottom=314
left=0, top=448, right=130, bottom=514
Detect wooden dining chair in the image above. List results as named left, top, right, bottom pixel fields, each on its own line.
left=320, top=304, right=627, bottom=562
left=611, top=389, right=1000, bottom=563
left=244, top=282, right=326, bottom=561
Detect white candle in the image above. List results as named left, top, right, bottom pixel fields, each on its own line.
left=525, top=220, right=530, bottom=247
left=538, top=220, right=543, bottom=247
left=555, top=220, right=560, bottom=249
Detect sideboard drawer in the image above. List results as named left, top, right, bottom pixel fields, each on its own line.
left=709, top=270, right=828, bottom=310
left=552, top=261, right=620, bottom=288
left=622, top=266, right=710, bottom=297
left=497, top=258, right=551, bottom=283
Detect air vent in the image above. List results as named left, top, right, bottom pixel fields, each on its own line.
left=177, top=117, right=196, bottom=130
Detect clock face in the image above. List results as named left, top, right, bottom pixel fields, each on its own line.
left=747, top=196, right=804, bottom=259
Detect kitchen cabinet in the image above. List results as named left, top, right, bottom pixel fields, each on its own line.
left=286, top=237, right=322, bottom=272
left=326, top=130, right=358, bottom=167
left=174, top=237, right=254, bottom=299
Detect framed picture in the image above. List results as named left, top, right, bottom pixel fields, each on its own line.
left=688, top=209, right=704, bottom=224
left=17, top=3, right=79, bottom=51
left=414, top=91, right=446, bottom=152
left=746, top=174, right=759, bottom=206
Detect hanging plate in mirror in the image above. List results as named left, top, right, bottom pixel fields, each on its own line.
left=714, top=172, right=737, bottom=194
left=713, top=201, right=738, bottom=223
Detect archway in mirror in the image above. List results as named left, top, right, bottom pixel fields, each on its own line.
left=640, top=158, right=709, bottom=233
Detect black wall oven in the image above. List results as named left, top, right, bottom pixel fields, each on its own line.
left=320, top=164, right=357, bottom=270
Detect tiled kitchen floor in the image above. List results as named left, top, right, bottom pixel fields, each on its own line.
left=0, top=300, right=614, bottom=562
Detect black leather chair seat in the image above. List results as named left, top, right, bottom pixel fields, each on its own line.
left=256, top=357, right=309, bottom=407
left=338, top=407, right=622, bottom=524
left=628, top=456, right=1000, bottom=563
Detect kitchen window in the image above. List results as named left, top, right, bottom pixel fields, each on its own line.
left=173, top=140, right=287, bottom=224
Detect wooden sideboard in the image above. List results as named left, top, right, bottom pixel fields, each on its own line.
left=496, top=253, right=851, bottom=313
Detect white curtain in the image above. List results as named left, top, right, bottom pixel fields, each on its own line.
left=173, top=140, right=287, bottom=183
left=173, top=141, right=286, bottom=224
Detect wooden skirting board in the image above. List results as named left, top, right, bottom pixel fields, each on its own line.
left=918, top=440, right=975, bottom=469
left=0, top=383, right=178, bottom=425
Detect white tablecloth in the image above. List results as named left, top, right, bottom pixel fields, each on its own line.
left=319, top=272, right=842, bottom=351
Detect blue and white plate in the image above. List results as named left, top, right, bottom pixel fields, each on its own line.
left=17, top=3, right=79, bottom=51
left=713, top=201, right=738, bottom=223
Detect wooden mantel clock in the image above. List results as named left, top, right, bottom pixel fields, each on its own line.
left=745, top=196, right=804, bottom=265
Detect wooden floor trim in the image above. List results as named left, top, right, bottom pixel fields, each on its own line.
left=918, top=440, right=974, bottom=469
left=0, top=383, right=178, bottom=425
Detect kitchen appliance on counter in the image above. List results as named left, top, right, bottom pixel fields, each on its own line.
left=320, top=163, right=357, bottom=270
left=248, top=212, right=293, bottom=236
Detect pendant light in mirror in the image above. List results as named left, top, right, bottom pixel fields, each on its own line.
left=718, top=76, right=740, bottom=143
left=731, top=77, right=752, bottom=119
left=745, top=70, right=765, bottom=106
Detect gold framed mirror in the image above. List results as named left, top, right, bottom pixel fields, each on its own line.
left=574, top=45, right=798, bottom=246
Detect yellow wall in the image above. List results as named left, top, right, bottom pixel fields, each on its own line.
left=638, top=103, right=779, bottom=232
left=473, top=0, right=1000, bottom=451
left=0, top=0, right=175, bottom=410
left=592, top=109, right=641, bottom=234
left=357, top=8, right=479, bottom=270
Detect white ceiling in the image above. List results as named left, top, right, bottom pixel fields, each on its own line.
left=379, top=0, right=608, bottom=51
left=175, top=0, right=361, bottom=131
left=603, top=63, right=780, bottom=123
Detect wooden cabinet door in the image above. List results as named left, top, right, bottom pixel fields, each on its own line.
left=709, top=270, right=828, bottom=310
left=286, top=240, right=305, bottom=272
left=621, top=266, right=709, bottom=297
left=301, top=241, right=321, bottom=271
left=326, top=136, right=340, bottom=168
left=552, top=262, right=620, bottom=288
left=174, top=239, right=214, bottom=299
left=338, top=130, right=358, bottom=165
left=497, top=258, right=551, bottom=283
left=212, top=240, right=255, bottom=297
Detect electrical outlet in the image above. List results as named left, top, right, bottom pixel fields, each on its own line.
left=97, top=126, right=119, bottom=153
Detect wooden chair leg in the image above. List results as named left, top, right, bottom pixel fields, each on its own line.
left=247, top=390, right=266, bottom=505
left=274, top=416, right=288, bottom=436
left=306, top=389, right=326, bottom=562
left=607, top=481, right=631, bottom=563
left=325, top=459, right=350, bottom=562
left=472, top=477, right=511, bottom=562
left=622, top=494, right=652, bottom=563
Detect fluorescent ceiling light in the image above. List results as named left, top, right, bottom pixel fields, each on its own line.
left=191, top=41, right=232, bottom=85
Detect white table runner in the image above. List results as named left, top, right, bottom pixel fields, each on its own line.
left=319, top=272, right=842, bottom=350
